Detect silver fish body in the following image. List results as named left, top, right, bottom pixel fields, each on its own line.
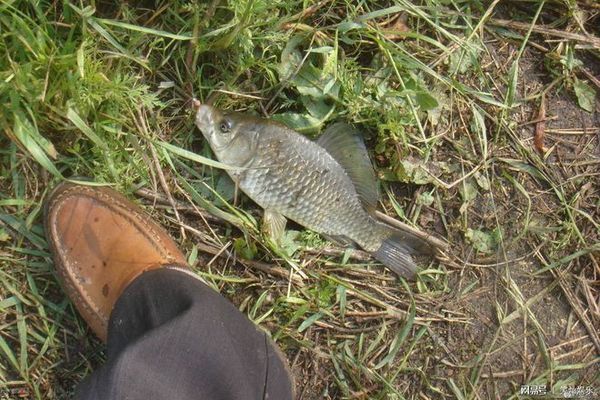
left=195, top=104, right=427, bottom=277
left=240, top=123, right=386, bottom=251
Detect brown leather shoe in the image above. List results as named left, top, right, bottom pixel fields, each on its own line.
left=44, top=182, right=187, bottom=342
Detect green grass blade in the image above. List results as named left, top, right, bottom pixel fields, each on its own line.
left=0, top=335, right=20, bottom=375
left=156, top=140, right=240, bottom=170
left=66, top=108, right=105, bottom=149
left=98, top=18, right=192, bottom=40
left=12, top=116, right=62, bottom=178
left=16, top=303, right=28, bottom=373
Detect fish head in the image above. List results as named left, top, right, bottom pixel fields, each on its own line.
left=194, top=103, right=237, bottom=150
left=194, top=103, right=259, bottom=167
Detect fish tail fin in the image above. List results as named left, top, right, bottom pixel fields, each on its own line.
left=373, top=235, right=418, bottom=279
left=372, top=224, right=432, bottom=279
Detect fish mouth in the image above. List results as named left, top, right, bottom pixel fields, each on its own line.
left=194, top=103, right=215, bottom=136
left=191, top=98, right=202, bottom=110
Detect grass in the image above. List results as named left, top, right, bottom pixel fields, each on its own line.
left=1, top=0, right=599, bottom=398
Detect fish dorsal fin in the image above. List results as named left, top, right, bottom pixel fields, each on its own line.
left=317, top=122, right=379, bottom=209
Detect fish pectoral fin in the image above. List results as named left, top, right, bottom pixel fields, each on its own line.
left=316, top=122, right=379, bottom=209
left=262, top=209, right=287, bottom=241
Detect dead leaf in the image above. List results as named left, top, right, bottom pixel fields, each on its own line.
left=377, top=13, right=410, bottom=41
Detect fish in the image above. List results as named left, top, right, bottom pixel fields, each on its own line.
left=193, top=102, right=432, bottom=278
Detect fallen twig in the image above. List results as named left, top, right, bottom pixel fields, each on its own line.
left=374, top=210, right=450, bottom=252
left=135, top=187, right=223, bottom=224
left=580, top=67, right=600, bottom=90
left=533, top=94, right=547, bottom=155
left=553, top=269, right=600, bottom=355
left=164, top=214, right=305, bottom=286
left=489, top=19, right=600, bottom=48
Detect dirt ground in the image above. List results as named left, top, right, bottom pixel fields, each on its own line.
left=1, top=2, right=598, bottom=399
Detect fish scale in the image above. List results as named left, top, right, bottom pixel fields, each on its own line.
left=238, top=126, right=384, bottom=251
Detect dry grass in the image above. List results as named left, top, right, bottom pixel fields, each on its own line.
left=0, top=0, right=598, bottom=398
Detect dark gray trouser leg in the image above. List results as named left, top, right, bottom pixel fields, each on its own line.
left=75, top=268, right=293, bottom=400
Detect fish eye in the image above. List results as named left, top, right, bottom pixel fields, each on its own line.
left=219, top=119, right=231, bottom=133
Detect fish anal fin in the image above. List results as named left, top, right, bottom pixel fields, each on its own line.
left=317, top=122, right=379, bottom=209
left=262, top=209, right=287, bottom=241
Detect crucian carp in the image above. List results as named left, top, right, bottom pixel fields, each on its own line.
left=194, top=102, right=432, bottom=278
